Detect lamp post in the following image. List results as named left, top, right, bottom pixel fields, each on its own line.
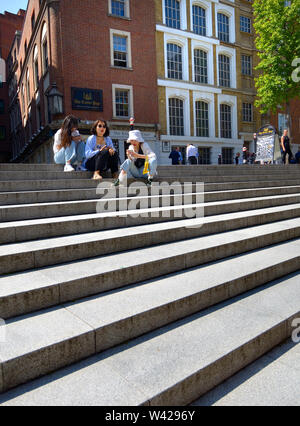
left=47, top=82, right=63, bottom=120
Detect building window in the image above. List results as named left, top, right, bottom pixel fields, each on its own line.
left=167, top=43, right=183, bottom=80
left=21, top=84, right=25, bottom=114
left=165, top=0, right=181, bottom=29
left=111, top=0, right=125, bottom=16
left=194, top=49, right=208, bottom=84
left=113, top=35, right=128, bottom=67
left=241, top=55, right=252, bottom=75
left=222, top=147, right=234, bottom=164
left=242, top=103, right=253, bottom=122
left=41, top=23, right=49, bottom=74
left=31, top=12, right=36, bottom=31
left=0, top=126, right=6, bottom=141
left=26, top=69, right=30, bottom=105
left=169, top=98, right=184, bottom=136
left=240, top=16, right=251, bottom=33
left=0, top=100, right=4, bottom=114
left=195, top=101, right=209, bottom=137
left=192, top=5, right=206, bottom=36
left=218, top=54, right=230, bottom=87
left=110, top=30, right=132, bottom=68
left=198, top=147, right=211, bottom=164
left=113, top=85, right=133, bottom=118
left=220, top=104, right=232, bottom=138
left=217, top=13, right=229, bottom=42
left=33, top=46, right=39, bottom=90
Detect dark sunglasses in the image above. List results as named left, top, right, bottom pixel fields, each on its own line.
left=97, top=124, right=106, bottom=128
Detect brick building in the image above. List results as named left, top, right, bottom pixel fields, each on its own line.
left=0, top=9, right=25, bottom=161
left=155, top=0, right=262, bottom=164
left=8, top=0, right=159, bottom=164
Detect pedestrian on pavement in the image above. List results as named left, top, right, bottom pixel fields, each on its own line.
left=169, top=147, right=181, bottom=165
left=281, top=129, right=293, bottom=164
left=53, top=115, right=86, bottom=172
left=114, top=130, right=157, bottom=186
left=187, top=144, right=198, bottom=165
left=85, top=119, right=119, bottom=180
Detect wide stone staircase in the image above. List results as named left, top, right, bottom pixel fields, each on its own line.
left=0, top=163, right=300, bottom=406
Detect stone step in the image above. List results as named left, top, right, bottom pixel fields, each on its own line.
left=191, top=339, right=300, bottom=406
left=1, top=192, right=300, bottom=222
left=0, top=218, right=300, bottom=318
left=0, top=163, right=64, bottom=171
left=1, top=201, right=300, bottom=275
left=0, top=266, right=299, bottom=404
left=2, top=177, right=300, bottom=195
left=0, top=184, right=300, bottom=206
left=1, top=202, right=300, bottom=245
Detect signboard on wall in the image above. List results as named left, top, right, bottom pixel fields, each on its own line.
left=71, top=87, right=103, bottom=111
left=256, top=124, right=277, bottom=163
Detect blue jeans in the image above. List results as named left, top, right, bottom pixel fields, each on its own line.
left=54, top=141, right=86, bottom=165
left=120, top=157, right=157, bottom=178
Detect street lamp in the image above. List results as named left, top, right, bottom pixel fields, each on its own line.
left=47, top=83, right=63, bottom=117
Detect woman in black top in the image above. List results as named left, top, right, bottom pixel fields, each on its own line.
left=281, top=129, right=293, bottom=164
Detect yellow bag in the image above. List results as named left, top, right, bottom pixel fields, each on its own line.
left=143, top=156, right=149, bottom=175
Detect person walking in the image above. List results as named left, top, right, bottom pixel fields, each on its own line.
left=114, top=130, right=157, bottom=186
left=53, top=115, right=86, bottom=171
left=169, top=147, right=181, bottom=165
left=187, top=144, right=198, bottom=165
left=281, top=129, right=293, bottom=164
left=85, top=119, right=119, bottom=180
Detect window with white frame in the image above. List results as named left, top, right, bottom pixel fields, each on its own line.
left=113, top=84, right=133, bottom=118
left=195, top=101, right=209, bottom=137
left=242, top=103, right=253, bottom=122
left=240, top=16, right=251, bottom=33
left=26, top=69, right=30, bottom=105
left=41, top=23, right=48, bottom=74
left=113, top=35, right=128, bottom=67
left=110, top=30, right=132, bottom=68
left=165, top=0, right=181, bottom=29
left=110, top=0, right=128, bottom=17
left=198, top=147, right=211, bottom=164
left=220, top=104, right=232, bottom=138
left=194, top=49, right=208, bottom=84
left=33, top=45, right=39, bottom=91
left=169, top=98, right=184, bottom=136
left=167, top=43, right=183, bottom=80
left=217, top=13, right=229, bottom=42
left=241, top=54, right=252, bottom=75
left=218, top=54, right=230, bottom=87
left=192, top=5, right=206, bottom=36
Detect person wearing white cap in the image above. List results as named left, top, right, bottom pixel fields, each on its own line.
left=114, top=130, right=157, bottom=186
left=53, top=115, right=86, bottom=172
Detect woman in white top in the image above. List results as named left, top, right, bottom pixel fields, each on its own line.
left=114, top=130, right=157, bottom=186
left=53, top=115, right=86, bottom=172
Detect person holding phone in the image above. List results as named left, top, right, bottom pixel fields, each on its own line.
left=85, top=119, right=119, bottom=180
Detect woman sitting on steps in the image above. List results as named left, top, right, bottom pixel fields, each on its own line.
left=85, top=119, right=119, bottom=180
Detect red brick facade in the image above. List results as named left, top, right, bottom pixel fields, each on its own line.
left=8, top=0, right=159, bottom=162
left=0, top=10, right=25, bottom=161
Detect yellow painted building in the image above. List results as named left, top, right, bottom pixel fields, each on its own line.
left=155, top=0, right=261, bottom=164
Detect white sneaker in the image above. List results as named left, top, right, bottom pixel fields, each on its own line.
left=64, top=164, right=75, bottom=172
left=77, top=165, right=87, bottom=171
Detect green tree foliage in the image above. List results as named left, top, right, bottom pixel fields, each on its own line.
left=253, top=0, right=300, bottom=116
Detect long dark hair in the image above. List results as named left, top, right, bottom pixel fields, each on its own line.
left=61, top=115, right=79, bottom=148
left=91, top=119, right=110, bottom=137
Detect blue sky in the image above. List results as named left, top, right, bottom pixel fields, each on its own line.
left=0, top=0, right=28, bottom=14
